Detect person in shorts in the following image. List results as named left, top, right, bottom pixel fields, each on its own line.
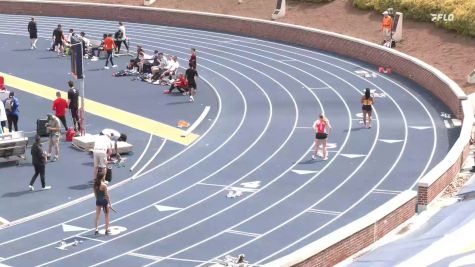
left=93, top=171, right=112, bottom=235
left=28, top=17, right=38, bottom=49
left=312, top=113, right=332, bottom=160
left=93, top=133, right=112, bottom=179
left=52, top=24, right=66, bottom=56
left=185, top=62, right=199, bottom=102
left=361, top=88, right=375, bottom=128
left=46, top=113, right=62, bottom=162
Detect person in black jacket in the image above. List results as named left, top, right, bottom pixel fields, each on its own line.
left=27, top=17, right=38, bottom=50
left=29, top=135, right=51, bottom=191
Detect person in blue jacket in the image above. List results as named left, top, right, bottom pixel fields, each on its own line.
left=4, top=91, right=20, bottom=132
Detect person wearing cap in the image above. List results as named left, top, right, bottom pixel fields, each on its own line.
left=46, top=113, right=61, bottom=162
left=52, top=91, right=68, bottom=131
left=29, top=135, right=51, bottom=191
left=381, top=10, right=393, bottom=42
left=3, top=91, right=20, bottom=132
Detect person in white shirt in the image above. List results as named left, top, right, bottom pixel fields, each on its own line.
left=117, top=21, right=129, bottom=54
left=93, top=134, right=112, bottom=179
left=160, top=56, right=179, bottom=80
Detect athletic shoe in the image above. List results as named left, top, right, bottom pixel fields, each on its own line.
left=91, top=57, right=99, bottom=61
left=105, top=229, right=111, bottom=235
left=94, top=229, right=99, bottom=235
left=104, top=66, right=110, bottom=69
left=189, top=96, right=194, bottom=102
left=42, top=185, right=52, bottom=190
left=311, top=154, right=316, bottom=160
left=29, top=185, right=34, bottom=191
left=323, top=156, right=328, bottom=161
left=152, top=80, right=161, bottom=85
left=112, top=65, right=118, bottom=68
left=30, top=46, right=34, bottom=50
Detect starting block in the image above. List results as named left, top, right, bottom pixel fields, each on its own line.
left=378, top=67, right=392, bottom=74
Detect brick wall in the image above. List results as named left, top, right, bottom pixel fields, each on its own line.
left=295, top=196, right=417, bottom=267
left=0, top=2, right=466, bottom=266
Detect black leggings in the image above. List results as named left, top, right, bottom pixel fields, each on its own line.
left=70, top=107, right=80, bottom=131
left=116, top=40, right=128, bottom=53
left=57, top=115, right=68, bottom=131
left=105, top=50, right=114, bottom=66
left=30, top=164, right=46, bottom=188
left=7, top=114, right=18, bottom=132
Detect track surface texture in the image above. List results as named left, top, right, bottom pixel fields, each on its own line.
left=0, top=14, right=459, bottom=266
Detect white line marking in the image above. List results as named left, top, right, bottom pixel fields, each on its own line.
left=129, top=252, right=227, bottom=265
left=295, top=126, right=312, bottom=129
left=61, top=224, right=88, bottom=232
left=154, top=205, right=182, bottom=212
left=379, top=139, right=404, bottom=144
left=341, top=154, right=366, bottom=158
left=307, top=209, right=341, bottom=216
left=444, top=119, right=452, bottom=128
left=240, top=181, right=261, bottom=188
left=452, top=119, right=462, bottom=127
left=131, top=139, right=167, bottom=180
left=129, top=133, right=153, bottom=172
left=372, top=190, right=400, bottom=195
left=76, top=236, right=105, bottom=243
left=279, top=59, right=297, bottom=62
left=409, top=126, right=432, bottom=130
left=181, top=106, right=210, bottom=137
left=373, top=189, right=402, bottom=194
left=197, top=182, right=226, bottom=188
left=225, top=230, right=261, bottom=237
left=291, top=169, right=319, bottom=175
left=309, top=87, right=330, bottom=90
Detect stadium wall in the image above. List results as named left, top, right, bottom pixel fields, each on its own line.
left=0, top=1, right=471, bottom=266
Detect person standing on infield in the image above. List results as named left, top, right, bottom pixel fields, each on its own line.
left=94, top=171, right=112, bottom=235
left=312, top=114, right=332, bottom=161
left=185, top=62, right=199, bottom=102
left=52, top=91, right=68, bottom=131
left=67, top=81, right=80, bottom=132
left=361, top=88, right=375, bottom=128
left=27, top=17, right=38, bottom=50
left=29, top=135, right=51, bottom=191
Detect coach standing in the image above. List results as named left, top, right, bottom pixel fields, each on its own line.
left=52, top=91, right=68, bottom=131
left=29, top=135, right=51, bottom=191
left=28, top=17, right=38, bottom=50
left=381, top=10, right=393, bottom=43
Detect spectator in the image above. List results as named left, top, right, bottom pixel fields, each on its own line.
left=103, top=33, right=117, bottom=69
left=4, top=91, right=19, bottom=132
left=381, top=10, right=393, bottom=43
left=185, top=62, right=199, bottom=102
left=164, top=73, right=188, bottom=94
left=79, top=32, right=91, bottom=56
left=27, top=17, right=38, bottom=50
left=0, top=99, right=6, bottom=134
left=116, top=22, right=129, bottom=54
left=46, top=113, right=61, bottom=162
left=29, top=135, right=51, bottom=191
left=52, top=24, right=66, bottom=56
left=65, top=28, right=76, bottom=44
left=67, top=81, right=80, bottom=132
left=159, top=56, right=179, bottom=81
left=52, top=91, right=68, bottom=131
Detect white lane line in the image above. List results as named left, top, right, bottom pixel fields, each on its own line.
left=225, top=230, right=261, bottom=238
left=309, top=87, right=331, bottom=90
left=198, top=182, right=226, bottom=188
left=373, top=189, right=402, bottom=194
left=291, top=169, right=319, bottom=175
left=75, top=236, right=106, bottom=243
left=154, top=205, right=182, bottom=212
left=444, top=119, right=452, bottom=129
left=279, top=59, right=297, bottom=62
left=295, top=126, right=313, bottom=129
left=131, top=139, right=167, bottom=180
left=379, top=139, right=404, bottom=144
left=129, top=252, right=223, bottom=265
left=129, top=133, right=153, bottom=172
left=409, top=126, right=432, bottom=130
left=181, top=106, right=210, bottom=137
left=307, top=209, right=341, bottom=216
left=372, top=190, right=400, bottom=195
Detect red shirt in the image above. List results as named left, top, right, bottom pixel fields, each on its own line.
left=53, top=98, right=68, bottom=117
left=104, top=37, right=115, bottom=51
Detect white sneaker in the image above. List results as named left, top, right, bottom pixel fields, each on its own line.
left=91, top=57, right=99, bottom=61
left=311, top=154, right=316, bottom=160
left=30, top=46, right=34, bottom=50
left=104, top=66, right=110, bottom=69
left=112, top=65, right=118, bottom=68
left=29, top=185, right=34, bottom=191
left=189, top=96, right=194, bottom=102
left=153, top=80, right=161, bottom=85
left=42, top=185, right=52, bottom=190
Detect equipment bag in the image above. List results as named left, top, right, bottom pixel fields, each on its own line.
left=36, top=119, right=49, bottom=137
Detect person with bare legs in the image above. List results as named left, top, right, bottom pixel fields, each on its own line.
left=94, top=172, right=112, bottom=235
left=312, top=113, right=332, bottom=160
left=185, top=62, right=199, bottom=102
left=361, top=88, right=375, bottom=128
left=27, top=17, right=37, bottom=49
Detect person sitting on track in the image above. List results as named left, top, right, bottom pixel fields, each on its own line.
left=158, top=55, right=179, bottom=83
left=164, top=73, right=188, bottom=94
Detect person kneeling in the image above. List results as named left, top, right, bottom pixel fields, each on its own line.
left=164, top=74, right=188, bottom=94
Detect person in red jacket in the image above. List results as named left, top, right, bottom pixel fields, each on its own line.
left=164, top=74, right=188, bottom=94
left=52, top=91, right=69, bottom=131
left=103, top=33, right=117, bottom=69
